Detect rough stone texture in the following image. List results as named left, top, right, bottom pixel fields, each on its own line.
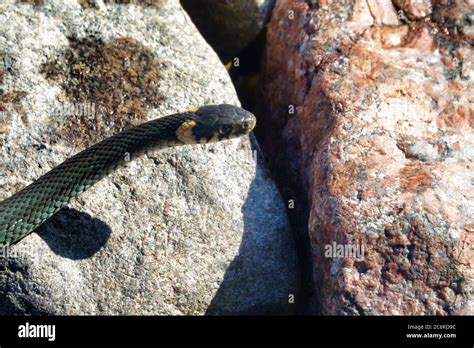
left=0, top=0, right=299, bottom=315
left=180, top=0, right=276, bottom=61
left=260, top=0, right=473, bottom=315
left=393, top=0, right=433, bottom=20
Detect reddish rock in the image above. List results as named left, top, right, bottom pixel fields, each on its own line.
left=260, top=0, right=473, bottom=314
left=393, top=0, right=433, bottom=20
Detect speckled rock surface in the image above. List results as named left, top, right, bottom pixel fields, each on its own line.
left=180, top=0, right=275, bottom=61
left=260, top=0, right=473, bottom=315
left=0, top=0, right=299, bottom=315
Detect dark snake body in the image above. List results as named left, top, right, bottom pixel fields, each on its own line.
left=0, top=104, right=256, bottom=245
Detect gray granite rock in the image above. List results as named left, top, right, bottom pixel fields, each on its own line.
left=0, top=0, right=299, bottom=315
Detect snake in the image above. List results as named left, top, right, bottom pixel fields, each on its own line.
left=0, top=104, right=256, bottom=245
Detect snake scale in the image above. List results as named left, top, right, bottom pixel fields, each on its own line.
left=0, top=104, right=256, bottom=245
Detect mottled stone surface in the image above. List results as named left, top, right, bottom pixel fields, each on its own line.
left=260, top=0, right=473, bottom=315
left=0, top=0, right=299, bottom=315
left=181, top=0, right=275, bottom=61
left=393, top=0, right=433, bottom=20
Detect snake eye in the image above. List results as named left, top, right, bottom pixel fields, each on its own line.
left=219, top=125, right=233, bottom=135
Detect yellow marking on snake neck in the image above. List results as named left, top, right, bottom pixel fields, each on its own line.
left=176, top=119, right=197, bottom=144
left=187, top=106, right=200, bottom=113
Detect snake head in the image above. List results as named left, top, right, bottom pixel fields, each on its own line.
left=178, top=104, right=256, bottom=144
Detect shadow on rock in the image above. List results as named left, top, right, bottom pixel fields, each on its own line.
left=206, top=138, right=300, bottom=315
left=37, top=207, right=111, bottom=260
